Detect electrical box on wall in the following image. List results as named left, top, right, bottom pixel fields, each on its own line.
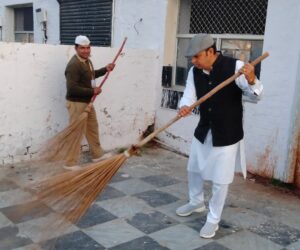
left=35, top=8, right=47, bottom=23
left=162, top=66, right=172, bottom=88
left=0, top=17, right=2, bottom=41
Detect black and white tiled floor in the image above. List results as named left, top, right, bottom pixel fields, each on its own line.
left=1, top=147, right=300, bottom=250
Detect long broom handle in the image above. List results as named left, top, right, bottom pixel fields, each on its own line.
left=90, top=37, right=128, bottom=103
left=135, top=52, right=269, bottom=148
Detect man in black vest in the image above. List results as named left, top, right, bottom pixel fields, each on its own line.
left=176, top=34, right=263, bottom=238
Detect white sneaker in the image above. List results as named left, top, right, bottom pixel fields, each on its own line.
left=92, top=152, right=113, bottom=162
left=176, top=203, right=206, bottom=217
left=199, top=221, right=219, bottom=238
left=63, top=165, right=82, bottom=171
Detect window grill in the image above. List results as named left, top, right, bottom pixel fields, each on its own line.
left=161, top=0, right=268, bottom=110
left=190, top=0, right=268, bottom=35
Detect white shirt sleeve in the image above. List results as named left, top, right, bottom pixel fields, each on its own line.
left=235, top=60, right=263, bottom=102
left=179, top=67, right=197, bottom=108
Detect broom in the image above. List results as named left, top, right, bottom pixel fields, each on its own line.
left=37, top=37, right=128, bottom=162
left=31, top=52, right=269, bottom=226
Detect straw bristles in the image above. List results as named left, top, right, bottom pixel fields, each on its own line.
left=38, top=106, right=91, bottom=162
left=10, top=147, right=137, bottom=245
left=32, top=152, right=129, bottom=224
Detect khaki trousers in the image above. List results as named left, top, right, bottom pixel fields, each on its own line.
left=65, top=101, right=104, bottom=166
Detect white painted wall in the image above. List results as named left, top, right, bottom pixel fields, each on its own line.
left=112, top=0, right=168, bottom=51
left=156, top=0, right=300, bottom=183
left=0, top=42, right=160, bottom=165
left=112, top=0, right=174, bottom=121
left=0, top=0, right=171, bottom=165
left=244, top=0, right=300, bottom=182
left=0, top=0, right=60, bottom=44
left=1, top=0, right=171, bottom=48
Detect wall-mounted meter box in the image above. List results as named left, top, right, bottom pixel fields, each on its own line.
left=35, top=8, right=47, bottom=23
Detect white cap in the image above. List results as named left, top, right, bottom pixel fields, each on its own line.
left=75, top=35, right=90, bottom=46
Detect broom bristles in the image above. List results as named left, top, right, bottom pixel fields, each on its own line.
left=11, top=153, right=130, bottom=245
left=37, top=111, right=89, bottom=162
left=32, top=153, right=128, bottom=223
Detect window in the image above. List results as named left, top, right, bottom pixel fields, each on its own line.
left=174, top=0, right=268, bottom=87
left=59, top=0, right=113, bottom=46
left=175, top=35, right=264, bottom=86
left=14, top=6, right=34, bottom=43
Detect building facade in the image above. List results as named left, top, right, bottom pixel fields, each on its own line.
left=0, top=0, right=299, bottom=187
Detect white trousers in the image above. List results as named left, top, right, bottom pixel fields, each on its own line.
left=188, top=171, right=229, bottom=224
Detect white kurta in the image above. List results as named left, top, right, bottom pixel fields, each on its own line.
left=180, top=60, right=263, bottom=184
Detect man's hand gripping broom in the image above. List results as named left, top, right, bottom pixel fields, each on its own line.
left=38, top=38, right=128, bottom=163
left=33, top=52, right=269, bottom=227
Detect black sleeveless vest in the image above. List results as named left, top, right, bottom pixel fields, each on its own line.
left=193, top=54, right=243, bottom=146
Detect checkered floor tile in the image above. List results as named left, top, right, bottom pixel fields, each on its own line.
left=0, top=148, right=300, bottom=250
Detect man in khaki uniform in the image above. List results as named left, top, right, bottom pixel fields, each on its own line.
left=64, top=35, right=115, bottom=170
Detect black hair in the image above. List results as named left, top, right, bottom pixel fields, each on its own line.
left=205, top=43, right=217, bottom=54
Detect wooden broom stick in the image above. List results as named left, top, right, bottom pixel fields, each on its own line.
left=90, top=37, right=128, bottom=103
left=24, top=52, right=269, bottom=237
left=135, top=52, right=269, bottom=148
left=36, top=38, right=128, bottom=163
